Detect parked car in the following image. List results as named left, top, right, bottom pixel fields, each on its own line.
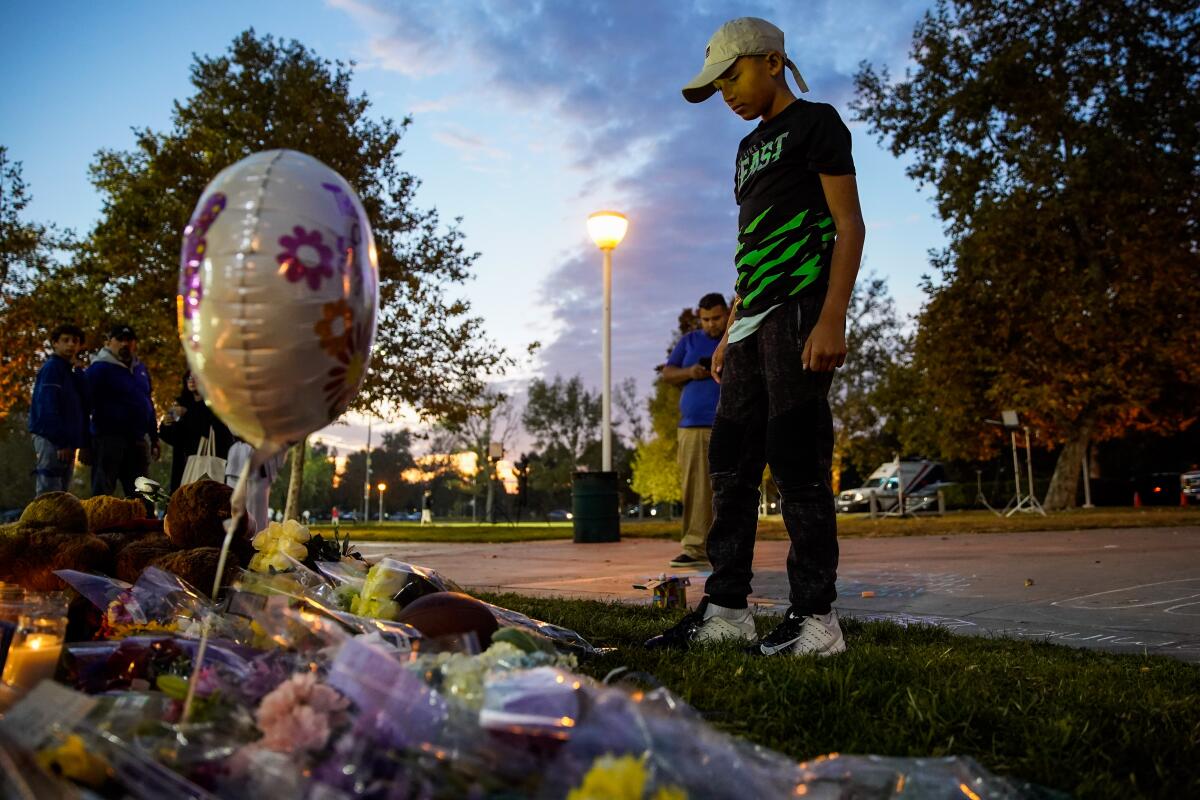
left=338, top=510, right=359, bottom=523
left=837, top=460, right=955, bottom=514
left=546, top=509, right=573, bottom=522
left=1183, top=469, right=1200, bottom=506
left=386, top=510, right=421, bottom=521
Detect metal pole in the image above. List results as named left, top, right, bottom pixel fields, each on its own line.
left=378, top=488, right=384, bottom=523
left=1010, top=431, right=1022, bottom=505
left=363, top=418, right=372, bottom=520
left=1081, top=441, right=1094, bottom=508
left=601, top=248, right=613, bottom=472
left=1024, top=426, right=1036, bottom=505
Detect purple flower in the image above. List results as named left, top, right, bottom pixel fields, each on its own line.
left=276, top=226, right=334, bottom=290
left=178, top=193, right=226, bottom=321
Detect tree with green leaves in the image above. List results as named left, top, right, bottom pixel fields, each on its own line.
left=829, top=272, right=906, bottom=489
left=270, top=439, right=337, bottom=515
left=521, top=375, right=601, bottom=485
left=0, top=148, right=75, bottom=420
left=331, top=429, right=417, bottom=513
left=630, top=307, right=698, bottom=506
left=854, top=0, right=1200, bottom=508
left=2, top=32, right=507, bottom=450
left=629, top=378, right=683, bottom=506
left=440, top=390, right=520, bottom=521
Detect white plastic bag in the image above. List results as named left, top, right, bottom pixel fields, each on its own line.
left=181, top=427, right=226, bottom=485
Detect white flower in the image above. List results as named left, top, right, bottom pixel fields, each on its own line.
left=135, top=476, right=161, bottom=493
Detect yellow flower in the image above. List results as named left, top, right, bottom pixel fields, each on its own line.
left=249, top=520, right=312, bottom=572
left=567, top=754, right=647, bottom=800
left=37, top=734, right=110, bottom=788
left=652, top=786, right=688, bottom=800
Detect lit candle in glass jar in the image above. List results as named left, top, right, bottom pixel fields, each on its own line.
left=2, top=633, right=63, bottom=691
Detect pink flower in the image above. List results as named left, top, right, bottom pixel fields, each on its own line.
left=276, top=226, right=334, bottom=290
left=255, top=673, right=349, bottom=754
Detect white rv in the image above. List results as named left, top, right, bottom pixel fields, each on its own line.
left=836, top=460, right=954, bottom=514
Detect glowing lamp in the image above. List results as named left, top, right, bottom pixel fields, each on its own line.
left=586, top=211, right=628, bottom=251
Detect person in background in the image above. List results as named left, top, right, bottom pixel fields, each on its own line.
left=158, top=370, right=233, bottom=492
left=28, top=324, right=90, bottom=495
left=660, top=293, right=730, bottom=569
left=86, top=324, right=159, bottom=498
left=224, top=438, right=285, bottom=533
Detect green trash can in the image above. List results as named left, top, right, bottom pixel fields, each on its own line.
left=571, top=471, right=620, bottom=543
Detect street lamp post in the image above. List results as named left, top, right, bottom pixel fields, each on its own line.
left=377, top=482, right=387, bottom=523
left=363, top=417, right=372, bottom=520
left=586, top=211, right=628, bottom=472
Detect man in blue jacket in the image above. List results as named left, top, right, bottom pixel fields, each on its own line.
left=86, top=324, right=159, bottom=498
left=28, top=324, right=90, bottom=495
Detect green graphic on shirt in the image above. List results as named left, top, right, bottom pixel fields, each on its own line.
left=736, top=207, right=834, bottom=309
left=743, top=205, right=773, bottom=235
left=788, top=253, right=822, bottom=295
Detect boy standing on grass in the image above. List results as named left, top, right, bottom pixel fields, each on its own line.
left=647, top=18, right=865, bottom=656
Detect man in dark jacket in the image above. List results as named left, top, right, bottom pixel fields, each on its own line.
left=29, top=324, right=90, bottom=495
left=86, top=324, right=159, bottom=498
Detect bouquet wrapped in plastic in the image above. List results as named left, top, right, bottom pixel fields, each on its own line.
left=5, top=554, right=1056, bottom=800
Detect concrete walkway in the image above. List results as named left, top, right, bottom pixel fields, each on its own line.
left=358, top=525, right=1200, bottom=662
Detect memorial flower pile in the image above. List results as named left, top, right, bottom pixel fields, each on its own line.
left=0, top=555, right=1042, bottom=800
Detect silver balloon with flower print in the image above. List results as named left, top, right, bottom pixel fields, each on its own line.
left=177, top=149, right=379, bottom=449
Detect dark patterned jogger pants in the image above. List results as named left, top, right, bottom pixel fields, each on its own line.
left=703, top=289, right=838, bottom=615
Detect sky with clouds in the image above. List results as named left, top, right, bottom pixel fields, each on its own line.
left=1, top=0, right=944, bottom=457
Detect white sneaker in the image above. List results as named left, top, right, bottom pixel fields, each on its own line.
left=644, top=598, right=757, bottom=650
left=748, top=609, right=846, bottom=657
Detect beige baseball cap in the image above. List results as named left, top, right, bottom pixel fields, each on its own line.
left=682, top=17, right=809, bottom=103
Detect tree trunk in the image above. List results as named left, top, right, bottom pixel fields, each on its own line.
left=284, top=438, right=307, bottom=521
left=1043, top=426, right=1090, bottom=511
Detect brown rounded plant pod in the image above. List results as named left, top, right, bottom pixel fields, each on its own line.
left=81, top=495, right=146, bottom=533
left=18, top=491, right=88, bottom=533
left=115, top=534, right=177, bottom=583
left=164, top=480, right=233, bottom=549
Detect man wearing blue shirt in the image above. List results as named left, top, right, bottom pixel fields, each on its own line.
left=661, top=293, right=729, bottom=568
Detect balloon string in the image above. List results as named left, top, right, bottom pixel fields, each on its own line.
left=181, top=442, right=283, bottom=724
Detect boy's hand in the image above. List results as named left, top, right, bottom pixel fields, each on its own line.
left=802, top=316, right=847, bottom=371
left=711, top=340, right=727, bottom=384
left=688, top=364, right=711, bottom=381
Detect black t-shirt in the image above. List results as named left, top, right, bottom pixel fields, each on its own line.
left=733, top=99, right=855, bottom=316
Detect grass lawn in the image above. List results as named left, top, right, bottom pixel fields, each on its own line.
left=478, top=592, right=1200, bottom=799
left=319, top=506, right=1200, bottom=544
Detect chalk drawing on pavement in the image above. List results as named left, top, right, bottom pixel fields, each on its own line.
left=836, top=571, right=974, bottom=599
left=1052, top=578, right=1200, bottom=614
